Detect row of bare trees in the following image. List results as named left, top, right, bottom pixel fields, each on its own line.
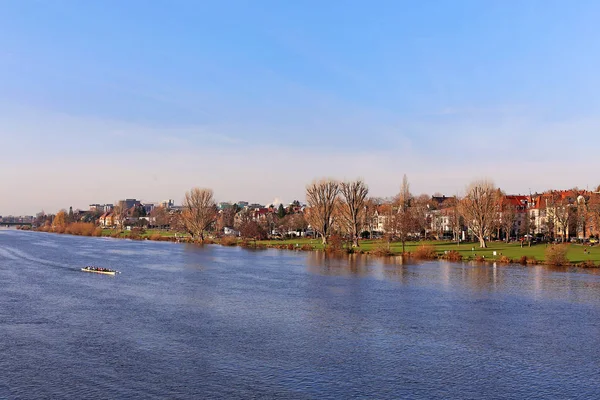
left=304, top=177, right=509, bottom=250
left=305, top=179, right=370, bottom=246
left=305, top=175, right=431, bottom=250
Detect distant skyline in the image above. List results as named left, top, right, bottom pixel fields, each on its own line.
left=2, top=1, right=600, bottom=214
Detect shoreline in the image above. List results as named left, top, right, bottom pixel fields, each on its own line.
left=21, top=227, right=600, bottom=269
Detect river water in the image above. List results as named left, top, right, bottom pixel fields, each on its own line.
left=1, top=230, right=599, bottom=399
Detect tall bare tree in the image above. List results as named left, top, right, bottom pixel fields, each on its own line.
left=588, top=193, right=600, bottom=238
left=499, top=200, right=517, bottom=242
left=339, top=179, right=369, bottom=247
left=112, top=203, right=126, bottom=230
left=305, top=179, right=340, bottom=245
left=459, top=179, right=499, bottom=248
left=180, top=187, right=217, bottom=242
left=547, top=190, right=575, bottom=242
left=519, top=211, right=535, bottom=247
left=389, top=174, right=418, bottom=254
left=575, top=192, right=590, bottom=239
left=447, top=195, right=463, bottom=245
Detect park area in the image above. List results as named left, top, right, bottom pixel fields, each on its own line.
left=254, top=237, right=600, bottom=265
left=98, top=229, right=600, bottom=266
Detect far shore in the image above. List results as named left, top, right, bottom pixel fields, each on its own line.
left=19, top=226, right=600, bottom=268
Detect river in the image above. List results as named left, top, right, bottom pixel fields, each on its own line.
left=1, top=230, right=599, bottom=399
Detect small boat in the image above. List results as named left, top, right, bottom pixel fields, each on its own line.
left=81, top=266, right=118, bottom=276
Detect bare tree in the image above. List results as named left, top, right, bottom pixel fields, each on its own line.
left=547, top=191, right=575, bottom=242
left=499, top=200, right=517, bottom=242
left=519, top=211, right=535, bottom=247
left=113, top=203, right=126, bottom=230
left=339, top=179, right=369, bottom=247
left=447, top=196, right=463, bottom=245
left=150, top=206, right=170, bottom=228
left=180, top=187, right=217, bottom=242
left=575, top=192, right=590, bottom=239
left=588, top=193, right=600, bottom=238
left=305, top=179, right=340, bottom=245
left=363, top=197, right=382, bottom=239
left=412, top=193, right=431, bottom=238
left=389, top=174, right=418, bottom=254
left=459, top=179, right=499, bottom=248
left=217, top=207, right=237, bottom=232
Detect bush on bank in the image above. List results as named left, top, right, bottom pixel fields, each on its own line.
left=545, top=244, right=569, bottom=266
left=37, top=222, right=101, bottom=237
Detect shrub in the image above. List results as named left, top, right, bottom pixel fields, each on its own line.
left=131, top=227, right=146, bottom=236
left=526, top=256, right=538, bottom=265
left=325, top=234, right=345, bottom=254
left=221, top=236, right=238, bottom=246
left=519, top=256, right=528, bottom=265
left=372, top=241, right=394, bottom=256
left=413, top=245, right=437, bottom=260
left=545, top=244, right=569, bottom=266
left=498, top=255, right=513, bottom=264
left=579, top=260, right=597, bottom=268
left=149, top=233, right=162, bottom=241
left=126, top=231, right=141, bottom=240
left=442, top=250, right=463, bottom=262
left=474, top=255, right=486, bottom=262
left=93, top=228, right=103, bottom=237
left=239, top=239, right=253, bottom=248
left=300, top=244, right=314, bottom=251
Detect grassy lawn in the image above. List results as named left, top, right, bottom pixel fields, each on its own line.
left=95, top=230, right=600, bottom=264
left=256, top=237, right=600, bottom=264
left=100, top=229, right=191, bottom=239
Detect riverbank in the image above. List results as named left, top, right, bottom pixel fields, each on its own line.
left=27, top=226, right=600, bottom=267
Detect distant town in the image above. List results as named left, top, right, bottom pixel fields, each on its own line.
left=5, top=178, right=600, bottom=249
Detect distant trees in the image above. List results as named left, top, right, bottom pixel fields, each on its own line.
left=459, top=179, right=499, bottom=248
left=180, top=188, right=217, bottom=242
left=305, top=179, right=340, bottom=245
left=234, top=209, right=268, bottom=240
left=339, top=179, right=369, bottom=247
left=150, top=206, right=170, bottom=228
left=277, top=204, right=286, bottom=219
left=131, top=204, right=147, bottom=218
left=277, top=213, right=308, bottom=237
left=239, top=220, right=268, bottom=240
left=217, top=207, right=237, bottom=232
left=53, top=210, right=67, bottom=229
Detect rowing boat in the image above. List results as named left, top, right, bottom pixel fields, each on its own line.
left=81, top=266, right=117, bottom=276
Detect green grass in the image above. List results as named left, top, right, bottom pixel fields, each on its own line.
left=100, top=228, right=190, bottom=239
left=256, top=237, right=600, bottom=264
left=96, top=230, right=600, bottom=264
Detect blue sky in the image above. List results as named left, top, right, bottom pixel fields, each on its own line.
left=2, top=1, right=600, bottom=214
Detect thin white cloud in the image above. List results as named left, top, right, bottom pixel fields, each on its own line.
left=2, top=103, right=600, bottom=214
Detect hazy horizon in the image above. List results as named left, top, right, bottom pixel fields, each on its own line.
left=2, top=1, right=600, bottom=215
